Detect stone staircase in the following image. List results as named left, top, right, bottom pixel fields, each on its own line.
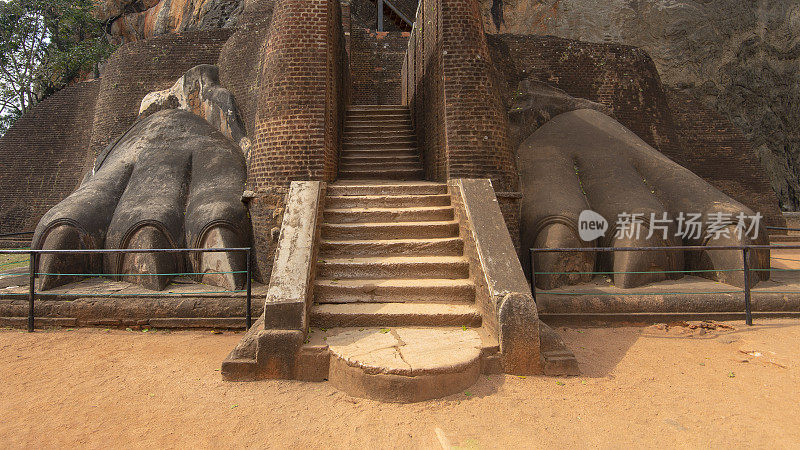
left=339, top=105, right=424, bottom=180
left=221, top=105, right=579, bottom=401
left=310, top=180, right=492, bottom=402
left=313, top=181, right=478, bottom=327
left=298, top=104, right=494, bottom=401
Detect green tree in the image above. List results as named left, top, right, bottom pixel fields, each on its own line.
left=0, top=0, right=114, bottom=134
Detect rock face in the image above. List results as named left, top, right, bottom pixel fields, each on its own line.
left=95, top=0, right=247, bottom=44
left=480, top=0, right=800, bottom=211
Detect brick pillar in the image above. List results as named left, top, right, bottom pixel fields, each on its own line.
left=248, top=0, right=345, bottom=279
left=439, top=0, right=518, bottom=192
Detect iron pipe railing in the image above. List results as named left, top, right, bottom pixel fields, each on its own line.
left=529, top=244, right=800, bottom=326
left=0, top=247, right=253, bottom=332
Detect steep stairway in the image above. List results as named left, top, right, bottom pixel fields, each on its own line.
left=314, top=181, right=476, bottom=326
left=312, top=179, right=494, bottom=401
left=339, top=105, right=424, bottom=180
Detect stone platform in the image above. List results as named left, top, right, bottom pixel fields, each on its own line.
left=537, top=250, right=800, bottom=324
left=0, top=268, right=266, bottom=329
left=322, top=327, right=486, bottom=402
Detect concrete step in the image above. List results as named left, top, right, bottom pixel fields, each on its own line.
left=343, top=139, right=416, bottom=148
left=346, top=118, right=412, bottom=126
left=322, top=327, right=483, bottom=402
left=326, top=194, right=451, bottom=209
left=339, top=162, right=423, bottom=172
left=337, top=170, right=425, bottom=181
left=310, top=303, right=481, bottom=328
left=320, top=237, right=464, bottom=257
left=327, top=182, right=446, bottom=197
left=322, top=221, right=459, bottom=240
left=323, top=206, right=454, bottom=223
left=338, top=168, right=425, bottom=180
left=314, top=278, right=475, bottom=303
left=347, top=105, right=408, bottom=112
left=340, top=148, right=420, bottom=158
left=340, top=155, right=420, bottom=165
left=345, top=123, right=412, bottom=132
left=317, top=255, right=469, bottom=279
left=342, top=131, right=417, bottom=143
left=346, top=111, right=410, bottom=119
left=343, top=130, right=415, bottom=139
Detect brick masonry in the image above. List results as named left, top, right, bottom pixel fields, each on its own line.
left=349, top=0, right=416, bottom=31
left=402, top=0, right=520, bottom=246
left=247, top=0, right=348, bottom=279
left=0, top=81, right=100, bottom=235
left=350, top=27, right=409, bottom=104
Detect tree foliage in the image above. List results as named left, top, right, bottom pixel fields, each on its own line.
left=0, top=0, right=114, bottom=134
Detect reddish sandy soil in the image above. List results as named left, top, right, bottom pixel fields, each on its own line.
left=1, top=320, right=799, bottom=448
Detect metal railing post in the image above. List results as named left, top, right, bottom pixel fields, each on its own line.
left=246, top=248, right=252, bottom=330
left=529, top=248, right=537, bottom=303
left=742, top=247, right=753, bottom=326
left=28, top=250, right=35, bottom=332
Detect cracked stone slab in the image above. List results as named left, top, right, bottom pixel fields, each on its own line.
left=326, top=327, right=482, bottom=377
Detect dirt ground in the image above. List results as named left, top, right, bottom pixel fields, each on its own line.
left=1, top=320, right=799, bottom=449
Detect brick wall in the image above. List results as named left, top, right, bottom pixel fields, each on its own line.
left=402, top=0, right=520, bottom=245
left=248, top=0, right=348, bottom=278
left=350, top=27, right=409, bottom=104
left=487, top=34, right=783, bottom=228
left=88, top=30, right=234, bottom=163
left=350, top=0, right=415, bottom=31
left=0, top=81, right=100, bottom=234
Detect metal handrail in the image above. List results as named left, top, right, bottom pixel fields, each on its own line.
left=528, top=243, right=800, bottom=326
left=766, top=226, right=800, bottom=232
left=0, top=247, right=253, bottom=332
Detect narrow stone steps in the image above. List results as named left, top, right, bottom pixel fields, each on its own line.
left=327, top=182, right=446, bottom=196
left=346, top=118, right=412, bottom=126
left=317, top=255, right=469, bottom=279
left=339, top=162, right=423, bottom=173
left=320, top=237, right=464, bottom=257
left=339, top=158, right=422, bottom=170
left=310, top=303, right=481, bottom=328
left=345, top=112, right=411, bottom=119
left=345, top=123, right=412, bottom=131
left=343, top=139, right=416, bottom=148
left=323, top=206, right=454, bottom=223
left=347, top=105, right=410, bottom=112
left=339, top=149, right=420, bottom=158
left=326, top=194, right=451, bottom=209
left=338, top=168, right=425, bottom=180
left=322, top=221, right=459, bottom=240
left=314, top=278, right=475, bottom=303
left=343, top=130, right=416, bottom=138
left=340, top=155, right=420, bottom=164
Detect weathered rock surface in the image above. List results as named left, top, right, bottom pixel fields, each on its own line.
left=481, top=0, right=800, bottom=211
left=95, top=0, right=247, bottom=44
left=140, top=64, right=250, bottom=154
